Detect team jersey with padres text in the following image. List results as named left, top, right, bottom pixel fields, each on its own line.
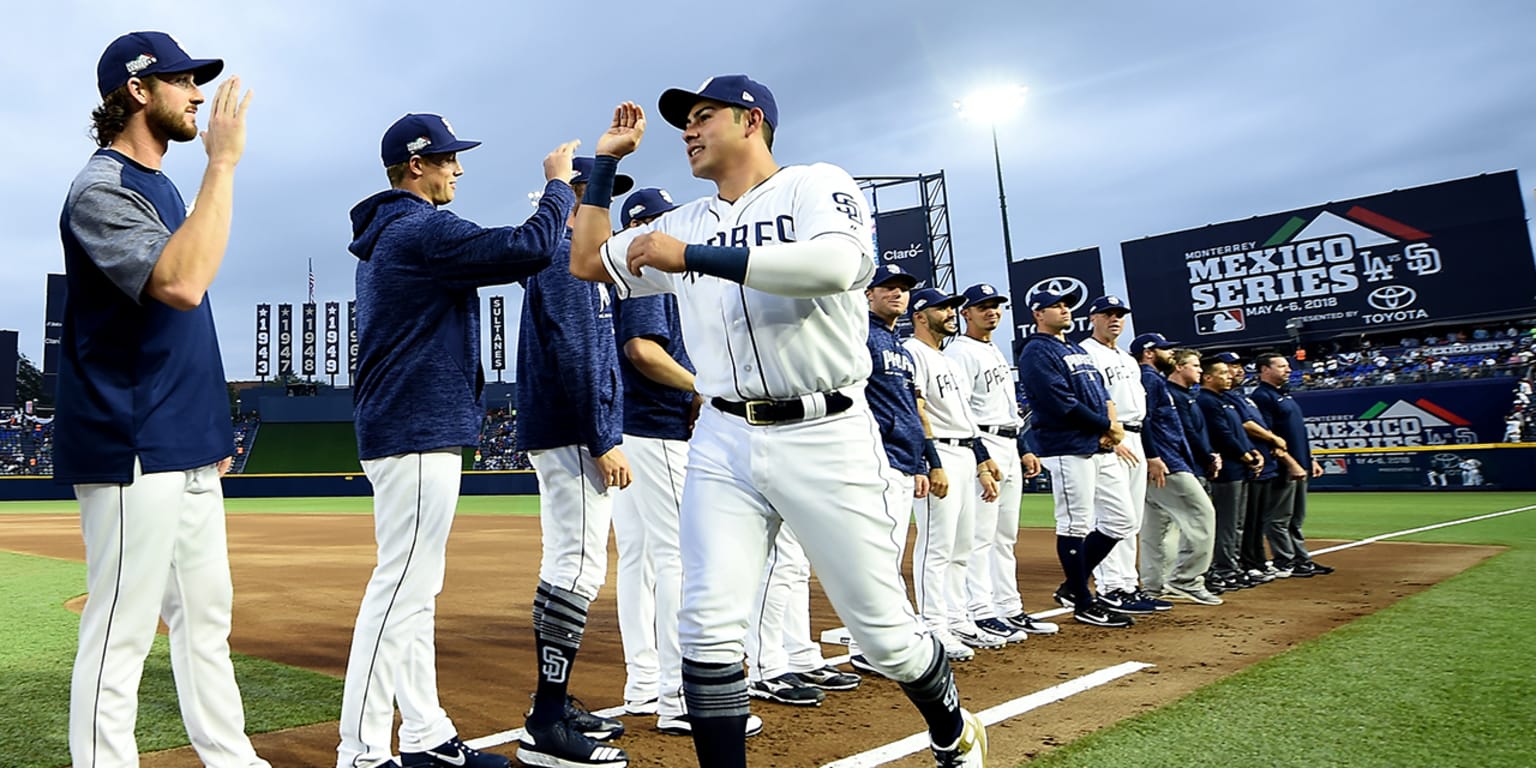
left=1081, top=337, right=1147, bottom=425
left=903, top=338, right=981, bottom=441
left=866, top=313, right=926, bottom=476
left=599, top=164, right=874, bottom=400
left=945, top=336, right=1023, bottom=430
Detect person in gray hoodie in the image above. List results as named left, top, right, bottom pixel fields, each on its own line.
left=339, top=112, right=576, bottom=768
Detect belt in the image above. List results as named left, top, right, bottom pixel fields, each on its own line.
left=979, top=425, right=1020, bottom=439
left=711, top=391, right=853, bottom=426
left=935, top=437, right=977, bottom=448
left=1122, top=423, right=1143, bottom=433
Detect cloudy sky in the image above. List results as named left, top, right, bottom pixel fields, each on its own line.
left=5, top=1, right=1534, bottom=383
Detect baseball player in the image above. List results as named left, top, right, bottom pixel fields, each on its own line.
left=343, top=115, right=576, bottom=768
left=1222, top=357, right=1285, bottom=583
left=514, top=157, right=634, bottom=767
left=57, top=32, right=266, bottom=768
left=569, top=78, right=986, bottom=768
left=865, top=262, right=936, bottom=555
left=1015, top=289, right=1135, bottom=629
left=947, top=283, right=1058, bottom=639
left=1131, top=337, right=1221, bottom=605
left=1197, top=357, right=1264, bottom=592
left=1079, top=296, right=1171, bottom=614
left=905, top=288, right=1006, bottom=654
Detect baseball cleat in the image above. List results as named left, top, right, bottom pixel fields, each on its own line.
left=748, top=673, right=826, bottom=706
left=402, top=735, right=509, bottom=768
left=951, top=625, right=1007, bottom=650
left=656, top=713, right=764, bottom=737
left=528, top=695, right=624, bottom=742
left=621, top=697, right=657, bottom=716
left=796, top=665, right=862, bottom=691
left=1162, top=583, right=1224, bottom=606
left=931, top=708, right=987, bottom=767
left=1004, top=612, right=1060, bottom=635
left=848, top=654, right=881, bottom=675
left=517, top=719, right=627, bottom=768
left=935, top=629, right=976, bottom=662
left=975, top=617, right=1029, bottom=644
left=1052, top=583, right=1076, bottom=609
left=1074, top=602, right=1135, bottom=628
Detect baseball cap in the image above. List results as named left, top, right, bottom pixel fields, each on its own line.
left=1028, top=289, right=1074, bottom=312
left=909, top=288, right=964, bottom=314
left=1087, top=295, right=1132, bottom=314
left=868, top=263, right=918, bottom=289
left=1214, top=352, right=1241, bottom=364
left=659, top=74, right=778, bottom=131
left=620, top=187, right=679, bottom=228
left=381, top=114, right=481, bottom=167
left=97, top=31, right=223, bottom=98
left=1130, top=332, right=1180, bottom=354
left=960, top=283, right=1008, bottom=309
left=573, top=157, right=635, bottom=196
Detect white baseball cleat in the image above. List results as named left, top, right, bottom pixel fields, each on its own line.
left=931, top=708, right=987, bottom=767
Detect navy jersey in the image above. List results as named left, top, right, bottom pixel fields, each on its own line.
left=1016, top=332, right=1112, bottom=457
left=865, top=313, right=925, bottom=475
left=54, top=149, right=232, bottom=484
left=1141, top=364, right=1195, bottom=475
left=1226, top=389, right=1278, bottom=480
left=1198, top=388, right=1256, bottom=482
left=1169, top=380, right=1215, bottom=476
left=615, top=294, right=695, bottom=441
left=1251, top=381, right=1311, bottom=468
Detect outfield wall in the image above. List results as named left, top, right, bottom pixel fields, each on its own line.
left=1311, top=444, right=1536, bottom=491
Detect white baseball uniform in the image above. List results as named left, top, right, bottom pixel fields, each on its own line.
left=944, top=335, right=1026, bottom=622
left=1081, top=336, right=1148, bottom=596
left=599, top=162, right=935, bottom=683
left=745, top=524, right=831, bottom=683
left=904, top=337, right=986, bottom=638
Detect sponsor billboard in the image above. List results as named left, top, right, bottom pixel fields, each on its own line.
left=1120, top=171, right=1536, bottom=346
left=1311, top=446, right=1536, bottom=491
left=0, top=330, right=16, bottom=408
left=873, top=207, right=935, bottom=290
left=1005, top=247, right=1106, bottom=355
left=1291, top=377, right=1515, bottom=449
left=43, top=273, right=66, bottom=400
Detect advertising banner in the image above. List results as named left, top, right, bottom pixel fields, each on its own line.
left=1292, top=377, right=1516, bottom=449
left=1005, top=247, right=1106, bottom=355
left=1312, top=445, right=1536, bottom=491
left=1121, top=171, right=1536, bottom=346
left=873, top=207, right=935, bottom=289
left=43, top=273, right=66, bottom=400
left=0, top=330, right=16, bottom=408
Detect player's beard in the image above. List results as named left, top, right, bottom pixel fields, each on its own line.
left=148, top=99, right=199, bottom=143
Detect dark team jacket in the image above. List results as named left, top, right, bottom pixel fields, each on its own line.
left=1016, top=332, right=1112, bottom=457
left=1169, top=380, right=1215, bottom=477
left=1141, top=364, right=1196, bottom=475
left=54, top=149, right=232, bottom=483
left=348, top=183, right=573, bottom=460
left=1198, top=388, right=1257, bottom=482
left=865, top=313, right=926, bottom=476
left=1225, top=388, right=1279, bottom=481
left=516, top=232, right=623, bottom=456
left=1016, top=382, right=1042, bottom=455
left=615, top=294, right=694, bottom=442
left=1251, top=380, right=1312, bottom=469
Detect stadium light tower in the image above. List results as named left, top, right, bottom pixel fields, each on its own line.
left=955, top=85, right=1028, bottom=264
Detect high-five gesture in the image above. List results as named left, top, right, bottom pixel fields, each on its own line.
left=596, top=101, right=646, bottom=159
left=544, top=140, right=580, bottom=183
left=201, top=76, right=251, bottom=168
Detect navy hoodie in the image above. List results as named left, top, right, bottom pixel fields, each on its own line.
left=348, top=181, right=574, bottom=460
left=1016, top=332, right=1112, bottom=457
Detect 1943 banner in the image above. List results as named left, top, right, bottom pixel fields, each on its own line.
left=1120, top=171, right=1536, bottom=346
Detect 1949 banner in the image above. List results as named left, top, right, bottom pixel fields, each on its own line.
left=1120, top=171, right=1536, bottom=346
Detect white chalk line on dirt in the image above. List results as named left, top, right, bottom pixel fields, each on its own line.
left=463, top=502, right=1533, bottom=757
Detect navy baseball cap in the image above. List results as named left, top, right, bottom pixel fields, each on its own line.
left=1130, top=332, right=1180, bottom=354
left=573, top=157, right=635, bottom=196
left=1214, top=352, right=1241, bottom=364
left=869, top=263, right=918, bottom=289
left=97, top=31, right=223, bottom=98
left=659, top=74, right=778, bottom=131
left=960, top=283, right=1008, bottom=309
left=909, top=288, right=964, bottom=313
left=1028, top=289, right=1074, bottom=311
left=381, top=114, right=481, bottom=167
left=620, top=187, right=678, bottom=227
left=1088, top=295, right=1132, bottom=314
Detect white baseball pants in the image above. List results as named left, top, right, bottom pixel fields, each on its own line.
left=1040, top=452, right=1136, bottom=539
left=968, top=433, right=1024, bottom=621
left=912, top=442, right=977, bottom=634
left=1093, top=432, right=1147, bottom=595
left=70, top=458, right=268, bottom=768
left=530, top=445, right=616, bottom=601
left=746, top=523, right=829, bottom=681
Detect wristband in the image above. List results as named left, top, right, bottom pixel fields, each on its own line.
left=970, top=438, right=992, bottom=464
left=580, top=155, right=621, bottom=208
left=684, top=244, right=750, bottom=283
left=923, top=439, right=942, bottom=470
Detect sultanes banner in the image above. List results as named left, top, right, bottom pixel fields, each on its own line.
left=1120, top=171, right=1536, bottom=345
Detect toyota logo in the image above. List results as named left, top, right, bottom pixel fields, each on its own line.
left=1367, top=285, right=1418, bottom=311
left=1026, top=276, right=1088, bottom=311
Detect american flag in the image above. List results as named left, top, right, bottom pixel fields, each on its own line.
left=308, top=258, right=315, bottom=304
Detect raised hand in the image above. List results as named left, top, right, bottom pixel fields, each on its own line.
left=201, top=76, right=251, bottom=168
left=596, top=101, right=646, bottom=159
left=544, top=140, right=580, bottom=183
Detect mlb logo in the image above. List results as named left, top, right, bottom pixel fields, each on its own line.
left=1321, top=458, right=1348, bottom=475
left=1195, top=309, right=1246, bottom=335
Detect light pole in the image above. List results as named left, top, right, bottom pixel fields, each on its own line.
left=956, top=85, right=1028, bottom=264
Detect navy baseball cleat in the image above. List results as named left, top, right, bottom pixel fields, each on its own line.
left=1003, top=612, right=1060, bottom=635
left=797, top=665, right=862, bottom=691
left=848, top=653, right=881, bottom=675
left=1074, top=601, right=1135, bottom=628
left=402, top=735, right=509, bottom=768
left=527, top=694, right=624, bottom=742
left=517, top=719, right=627, bottom=768
left=749, top=672, right=826, bottom=705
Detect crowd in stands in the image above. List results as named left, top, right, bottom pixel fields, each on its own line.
left=230, top=413, right=260, bottom=473
left=1, top=411, right=54, bottom=476
left=474, top=408, right=532, bottom=470
left=1271, top=321, right=1536, bottom=391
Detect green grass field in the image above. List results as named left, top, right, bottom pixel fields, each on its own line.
left=0, top=491, right=1531, bottom=767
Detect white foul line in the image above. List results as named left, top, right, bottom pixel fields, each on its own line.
left=820, top=661, right=1153, bottom=768
left=1307, top=503, right=1536, bottom=556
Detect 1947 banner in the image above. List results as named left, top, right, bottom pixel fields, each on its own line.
left=1120, top=171, right=1536, bottom=346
